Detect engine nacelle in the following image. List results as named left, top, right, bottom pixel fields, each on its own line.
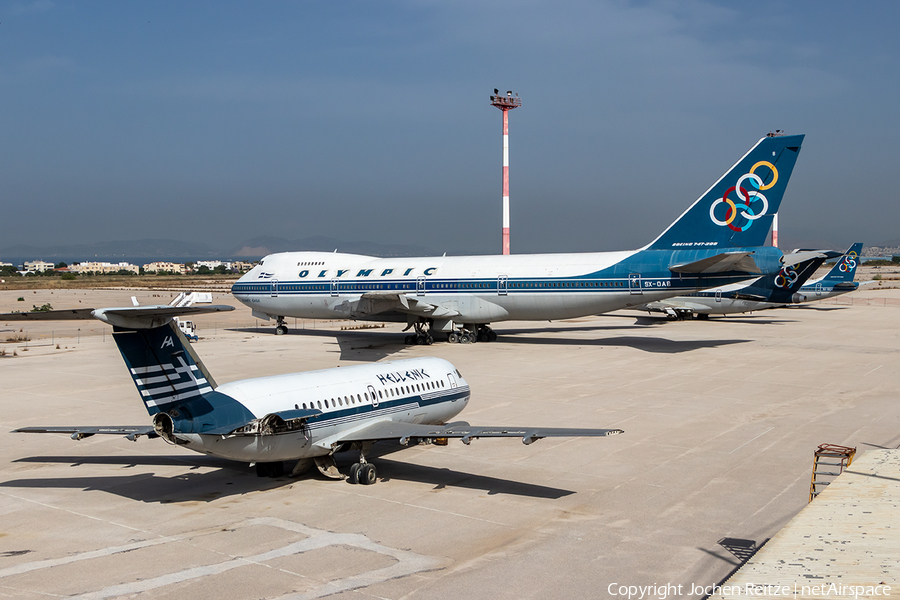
left=791, top=293, right=807, bottom=304
left=153, top=412, right=181, bottom=445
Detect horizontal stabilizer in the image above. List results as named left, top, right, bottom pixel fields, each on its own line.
left=334, top=420, right=624, bottom=446
left=14, top=425, right=156, bottom=441
left=0, top=308, right=96, bottom=321
left=670, top=252, right=761, bottom=274
left=781, top=250, right=837, bottom=266
left=0, top=305, right=234, bottom=329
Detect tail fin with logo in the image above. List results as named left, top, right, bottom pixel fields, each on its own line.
left=98, top=306, right=255, bottom=435
left=820, top=243, right=863, bottom=283
left=646, top=133, right=804, bottom=250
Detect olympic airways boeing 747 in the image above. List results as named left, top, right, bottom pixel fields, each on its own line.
left=232, top=133, right=805, bottom=343
left=8, top=305, right=623, bottom=484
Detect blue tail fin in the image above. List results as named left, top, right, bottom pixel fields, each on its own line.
left=647, top=133, right=804, bottom=250
left=750, top=255, right=829, bottom=302
left=821, top=243, right=863, bottom=283
left=111, top=322, right=254, bottom=436
left=112, top=322, right=218, bottom=416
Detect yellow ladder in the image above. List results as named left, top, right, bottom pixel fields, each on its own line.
left=809, top=443, right=856, bottom=502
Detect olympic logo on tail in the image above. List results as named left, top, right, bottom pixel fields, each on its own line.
left=774, top=265, right=798, bottom=289
left=839, top=251, right=858, bottom=272
left=709, top=161, right=778, bottom=232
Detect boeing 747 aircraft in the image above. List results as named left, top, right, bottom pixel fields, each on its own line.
left=8, top=305, right=623, bottom=484
left=232, top=133, right=805, bottom=343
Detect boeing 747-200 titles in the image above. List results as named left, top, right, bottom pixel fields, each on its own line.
left=232, top=133, right=805, bottom=344
left=8, top=305, right=623, bottom=484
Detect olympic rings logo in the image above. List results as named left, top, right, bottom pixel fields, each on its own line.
left=774, top=265, right=798, bottom=289
left=709, top=161, right=778, bottom=232
left=839, top=251, right=858, bottom=272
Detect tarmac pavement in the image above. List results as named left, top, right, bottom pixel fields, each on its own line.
left=1, top=288, right=898, bottom=599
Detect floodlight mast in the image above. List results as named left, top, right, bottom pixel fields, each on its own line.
left=490, top=89, right=521, bottom=255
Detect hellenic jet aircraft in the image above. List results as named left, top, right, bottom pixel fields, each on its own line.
left=8, top=305, right=623, bottom=484
left=797, top=242, right=864, bottom=301
left=232, top=133, right=804, bottom=344
left=632, top=248, right=844, bottom=319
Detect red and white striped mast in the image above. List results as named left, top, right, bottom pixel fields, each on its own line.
left=490, top=89, right=521, bottom=255
left=772, top=213, right=779, bottom=248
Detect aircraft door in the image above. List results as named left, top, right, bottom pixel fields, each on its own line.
left=331, top=279, right=339, bottom=297
left=448, top=373, right=458, bottom=388
left=367, top=385, right=378, bottom=408
left=629, top=273, right=642, bottom=295
left=271, top=280, right=278, bottom=298
left=715, top=289, right=722, bottom=302
left=498, top=275, right=508, bottom=296
left=815, top=282, right=823, bottom=296
left=417, top=276, right=426, bottom=296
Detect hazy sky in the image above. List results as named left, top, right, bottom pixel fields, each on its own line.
left=2, top=1, right=899, bottom=255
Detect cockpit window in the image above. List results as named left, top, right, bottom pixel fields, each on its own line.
left=456, top=369, right=462, bottom=378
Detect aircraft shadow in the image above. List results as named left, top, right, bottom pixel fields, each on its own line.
left=227, top=326, right=405, bottom=362
left=336, top=455, right=575, bottom=499
left=3, top=455, right=294, bottom=503
left=229, top=322, right=749, bottom=356
left=495, top=333, right=749, bottom=354
left=6, top=450, right=575, bottom=501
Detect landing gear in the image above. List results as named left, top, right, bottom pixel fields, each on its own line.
left=275, top=316, right=288, bottom=335
left=347, top=443, right=377, bottom=485
left=256, top=461, right=285, bottom=478
left=403, top=322, right=433, bottom=345
left=447, top=325, right=496, bottom=344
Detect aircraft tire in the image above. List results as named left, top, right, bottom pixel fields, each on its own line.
left=488, top=330, right=498, bottom=342
left=448, top=332, right=459, bottom=343
left=425, top=334, right=434, bottom=345
left=360, top=464, right=377, bottom=485
left=276, top=325, right=287, bottom=335
left=348, top=463, right=361, bottom=484
left=459, top=333, right=470, bottom=344
left=478, top=330, right=489, bottom=342
left=404, top=335, right=415, bottom=345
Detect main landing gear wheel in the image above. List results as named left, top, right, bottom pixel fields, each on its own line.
left=448, top=332, right=459, bottom=343
left=275, top=316, right=288, bottom=335
left=348, top=462, right=361, bottom=484
left=359, top=463, right=377, bottom=485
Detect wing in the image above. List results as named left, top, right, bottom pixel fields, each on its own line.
left=347, top=292, right=459, bottom=319
left=669, top=251, right=762, bottom=274
left=14, top=426, right=156, bottom=441
left=333, top=420, right=624, bottom=446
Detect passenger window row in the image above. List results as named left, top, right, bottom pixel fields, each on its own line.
left=296, top=379, right=448, bottom=412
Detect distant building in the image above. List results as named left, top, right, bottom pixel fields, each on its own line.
left=24, top=260, right=54, bottom=272
left=72, top=261, right=139, bottom=274
left=232, top=261, right=254, bottom=273
left=143, top=261, right=186, bottom=274
left=196, top=260, right=233, bottom=271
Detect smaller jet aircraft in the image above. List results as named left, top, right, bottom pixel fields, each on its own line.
left=633, top=249, right=843, bottom=319
left=797, top=242, right=864, bottom=301
left=7, top=305, right=623, bottom=484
